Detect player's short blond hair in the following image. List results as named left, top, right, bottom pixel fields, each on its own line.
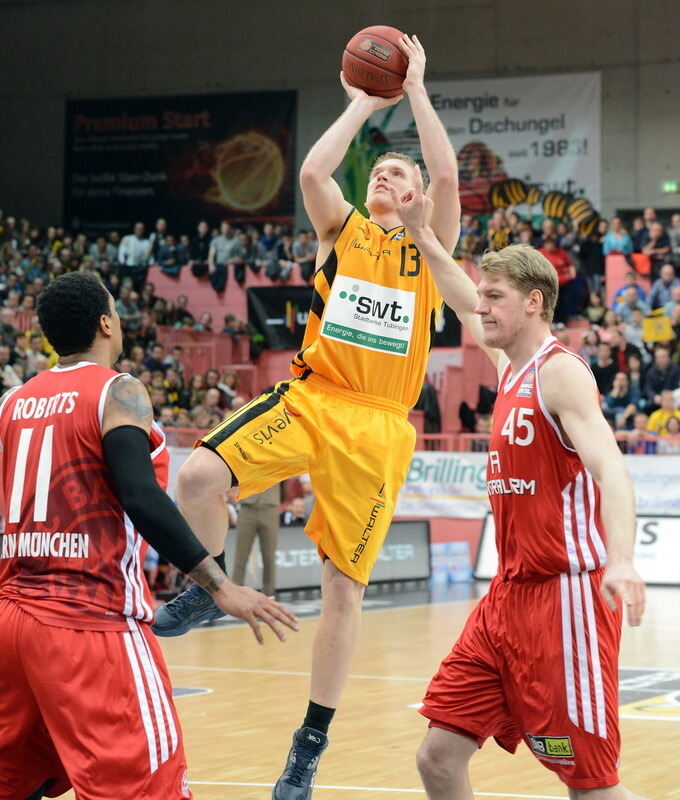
left=478, top=244, right=558, bottom=324
left=370, top=151, right=428, bottom=188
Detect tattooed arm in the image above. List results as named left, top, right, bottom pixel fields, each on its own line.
left=101, top=375, right=299, bottom=643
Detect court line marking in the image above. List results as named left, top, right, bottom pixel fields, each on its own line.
left=168, top=664, right=427, bottom=682
left=620, top=714, right=680, bottom=722
left=182, top=597, right=480, bottom=633
left=189, top=781, right=565, bottom=798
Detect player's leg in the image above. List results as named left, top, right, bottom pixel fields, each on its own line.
left=416, top=727, right=478, bottom=799
left=27, top=619, right=192, bottom=800
left=0, top=600, right=71, bottom=800
left=155, top=381, right=313, bottom=636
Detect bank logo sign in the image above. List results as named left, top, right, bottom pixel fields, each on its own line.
left=321, top=275, right=415, bottom=357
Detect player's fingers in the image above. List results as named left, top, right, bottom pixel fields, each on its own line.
left=257, top=609, right=287, bottom=642
left=246, top=613, right=264, bottom=645
left=414, top=164, right=424, bottom=195
left=266, top=600, right=300, bottom=630
left=626, top=581, right=646, bottom=627
left=600, top=582, right=619, bottom=613
left=412, top=34, right=425, bottom=54
left=399, top=35, right=414, bottom=56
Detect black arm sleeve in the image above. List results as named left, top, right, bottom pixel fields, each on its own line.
left=102, top=425, right=209, bottom=574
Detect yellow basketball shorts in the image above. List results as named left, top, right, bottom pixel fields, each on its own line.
left=198, top=372, right=416, bottom=584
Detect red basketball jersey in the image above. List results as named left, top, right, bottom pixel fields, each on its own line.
left=488, top=337, right=607, bottom=580
left=0, top=361, right=168, bottom=630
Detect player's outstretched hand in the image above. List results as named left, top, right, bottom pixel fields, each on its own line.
left=215, top=583, right=300, bottom=645
left=340, top=71, right=403, bottom=109
left=387, top=165, right=434, bottom=234
left=601, top=562, right=646, bottom=627
left=400, top=34, right=426, bottom=92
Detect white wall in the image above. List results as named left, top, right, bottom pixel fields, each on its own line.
left=1, top=0, right=678, bottom=224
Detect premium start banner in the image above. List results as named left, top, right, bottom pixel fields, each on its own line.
left=345, top=72, right=601, bottom=217
left=64, top=91, right=297, bottom=234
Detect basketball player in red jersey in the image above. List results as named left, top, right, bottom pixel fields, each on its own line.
left=387, top=172, right=650, bottom=799
left=0, top=272, right=298, bottom=800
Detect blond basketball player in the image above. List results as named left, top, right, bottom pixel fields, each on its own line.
left=152, top=34, right=460, bottom=799
left=386, top=169, right=650, bottom=800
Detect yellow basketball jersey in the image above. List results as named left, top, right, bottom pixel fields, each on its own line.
left=291, top=209, right=442, bottom=408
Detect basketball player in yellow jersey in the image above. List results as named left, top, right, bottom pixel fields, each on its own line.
left=152, top=34, right=460, bottom=799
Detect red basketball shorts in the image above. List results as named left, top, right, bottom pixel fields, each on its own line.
left=0, top=598, right=191, bottom=800
left=420, top=569, right=622, bottom=789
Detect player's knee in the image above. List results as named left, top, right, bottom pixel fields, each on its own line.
left=323, top=562, right=364, bottom=611
left=416, top=738, right=457, bottom=785
left=177, top=446, right=232, bottom=501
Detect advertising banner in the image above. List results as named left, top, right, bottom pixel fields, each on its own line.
left=64, top=91, right=297, bottom=233
left=475, top=513, right=680, bottom=586
left=345, top=72, right=601, bottom=219
left=247, top=286, right=313, bottom=350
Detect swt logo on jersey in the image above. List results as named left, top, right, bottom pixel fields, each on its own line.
left=321, top=276, right=415, bottom=357
left=516, top=368, right=535, bottom=398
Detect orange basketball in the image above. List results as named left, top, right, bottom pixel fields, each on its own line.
left=342, top=26, right=408, bottom=98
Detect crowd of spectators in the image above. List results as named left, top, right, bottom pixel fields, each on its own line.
left=2, top=204, right=680, bottom=446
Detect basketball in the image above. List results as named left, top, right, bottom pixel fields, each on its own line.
left=342, top=26, right=408, bottom=98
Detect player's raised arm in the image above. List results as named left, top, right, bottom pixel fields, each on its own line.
left=299, top=74, right=401, bottom=245
left=539, top=353, right=646, bottom=627
left=387, top=171, right=504, bottom=371
left=100, top=375, right=299, bottom=644
left=400, top=34, right=460, bottom=253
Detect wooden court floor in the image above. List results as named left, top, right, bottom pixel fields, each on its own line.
left=58, top=585, right=678, bottom=799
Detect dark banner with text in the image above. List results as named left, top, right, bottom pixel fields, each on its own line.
left=247, top=286, right=313, bottom=351
left=64, top=91, right=297, bottom=234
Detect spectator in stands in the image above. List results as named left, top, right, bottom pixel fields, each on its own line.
left=614, top=285, right=650, bottom=323
left=218, top=369, right=239, bottom=406
left=649, top=263, right=680, bottom=309
left=208, top=221, right=243, bottom=291
left=603, top=371, right=641, bottom=429
left=645, top=345, right=680, bottom=408
left=239, top=232, right=262, bottom=279
left=193, top=311, right=213, bottom=332
left=182, top=373, right=205, bottom=410
left=625, top=412, right=657, bottom=454
left=292, top=230, right=318, bottom=282
left=158, top=405, right=176, bottom=427
left=189, top=220, right=211, bottom=276
left=623, top=308, right=651, bottom=363
left=268, top=232, right=295, bottom=282
left=608, top=327, right=641, bottom=372
left=610, top=271, right=647, bottom=308
left=0, top=308, right=16, bottom=348
left=149, top=218, right=168, bottom=263
left=221, top=314, right=239, bottom=339
left=591, top=341, right=618, bottom=395
left=280, top=497, right=307, bottom=527
left=646, top=389, right=680, bottom=434
left=657, top=415, right=680, bottom=453
left=157, top=234, right=186, bottom=276
left=143, top=343, right=166, bottom=373
left=176, top=408, right=192, bottom=427
left=163, top=368, right=183, bottom=406
left=602, top=217, right=633, bottom=256
left=169, top=294, right=194, bottom=327
left=117, top=222, right=151, bottom=289
left=129, top=344, right=145, bottom=374
left=0, top=344, right=22, bottom=390
left=115, top=285, right=143, bottom=334
left=641, top=222, right=671, bottom=278
left=597, top=309, right=622, bottom=344
left=163, top=344, right=185, bottom=377
left=663, top=284, right=680, bottom=320
left=11, top=331, right=29, bottom=372
left=539, top=237, right=575, bottom=324
left=190, top=406, right=214, bottom=429
left=578, top=329, right=600, bottom=364
left=150, top=386, right=168, bottom=417
left=232, top=483, right=281, bottom=599
left=577, top=230, right=605, bottom=294
left=627, top=352, right=647, bottom=405
left=668, top=213, right=680, bottom=268
left=585, top=291, right=606, bottom=325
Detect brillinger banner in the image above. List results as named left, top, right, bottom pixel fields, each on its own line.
left=64, top=91, right=296, bottom=234
left=394, top=452, right=679, bottom=520
left=345, top=72, right=601, bottom=220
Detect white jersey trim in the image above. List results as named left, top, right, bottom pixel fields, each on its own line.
left=502, top=335, right=556, bottom=393
left=50, top=360, right=98, bottom=372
